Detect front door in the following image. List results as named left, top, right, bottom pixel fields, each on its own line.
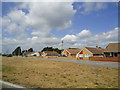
left=79, top=50, right=83, bottom=59
left=79, top=54, right=83, bottom=59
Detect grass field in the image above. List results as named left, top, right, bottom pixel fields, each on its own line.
left=2, top=56, right=119, bottom=88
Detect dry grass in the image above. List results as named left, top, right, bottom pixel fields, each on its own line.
left=0, top=56, right=2, bottom=79
left=2, top=56, right=119, bottom=88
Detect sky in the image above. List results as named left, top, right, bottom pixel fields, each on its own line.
left=1, top=1, right=119, bottom=54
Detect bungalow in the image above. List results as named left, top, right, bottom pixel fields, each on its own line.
left=41, top=51, right=59, bottom=56
left=76, top=47, right=104, bottom=60
left=61, top=49, right=80, bottom=57
left=104, top=43, right=120, bottom=57
left=23, top=51, right=41, bottom=57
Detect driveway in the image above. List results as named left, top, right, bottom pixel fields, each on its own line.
left=13, top=56, right=120, bottom=68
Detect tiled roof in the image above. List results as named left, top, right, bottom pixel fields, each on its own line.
left=23, top=51, right=35, bottom=55
left=66, top=49, right=80, bottom=54
left=43, top=51, right=59, bottom=56
left=104, top=43, right=120, bottom=52
left=85, top=47, right=103, bottom=54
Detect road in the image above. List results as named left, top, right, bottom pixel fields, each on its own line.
left=14, top=56, right=120, bottom=68
left=0, top=80, right=26, bottom=89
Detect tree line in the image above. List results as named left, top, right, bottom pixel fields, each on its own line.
left=12, top=46, right=62, bottom=56
left=12, top=47, right=33, bottom=56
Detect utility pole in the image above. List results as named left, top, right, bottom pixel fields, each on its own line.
left=6, top=49, right=9, bottom=54
left=62, top=40, right=63, bottom=50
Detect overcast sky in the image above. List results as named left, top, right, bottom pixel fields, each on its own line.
left=1, top=1, right=119, bottom=53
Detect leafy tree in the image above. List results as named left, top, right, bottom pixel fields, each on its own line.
left=53, top=48, right=62, bottom=54
left=41, top=47, right=62, bottom=54
left=12, top=46, right=21, bottom=56
left=21, top=50, right=27, bottom=54
left=69, top=48, right=78, bottom=49
left=28, top=48, right=33, bottom=52
left=41, top=47, right=53, bottom=52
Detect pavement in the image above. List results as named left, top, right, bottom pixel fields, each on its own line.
left=0, top=80, right=25, bottom=89
left=14, top=56, right=120, bottom=68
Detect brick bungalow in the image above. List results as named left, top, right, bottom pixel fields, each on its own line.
left=61, top=49, right=80, bottom=57
left=104, top=43, right=120, bottom=57
left=76, top=47, right=104, bottom=60
left=41, top=51, right=59, bottom=56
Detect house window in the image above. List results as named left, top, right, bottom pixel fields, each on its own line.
left=79, top=54, right=83, bottom=57
left=114, top=53, right=118, bottom=57
left=110, top=53, right=112, bottom=56
left=85, top=54, right=90, bottom=57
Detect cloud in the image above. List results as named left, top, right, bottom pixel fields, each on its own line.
left=61, top=34, right=77, bottom=43
left=8, top=9, right=26, bottom=23
left=80, top=2, right=107, bottom=14
left=2, top=35, right=61, bottom=53
left=2, top=0, right=119, bottom=2
left=18, top=2, right=76, bottom=30
left=76, top=27, right=118, bottom=48
left=2, top=2, right=77, bottom=53
left=76, top=29, right=91, bottom=38
left=60, top=27, right=118, bottom=49
left=2, top=2, right=118, bottom=53
left=2, top=27, right=118, bottom=53
left=2, top=2, right=76, bottom=38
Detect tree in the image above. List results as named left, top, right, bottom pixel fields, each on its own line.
left=28, top=48, right=33, bottom=52
left=12, top=46, right=21, bottom=56
left=41, top=47, right=62, bottom=54
left=69, top=48, right=78, bottom=49
left=53, top=48, right=62, bottom=54
left=41, top=47, right=53, bottom=52
left=21, top=50, right=27, bottom=54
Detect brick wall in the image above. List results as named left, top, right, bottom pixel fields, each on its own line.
left=89, top=57, right=120, bottom=62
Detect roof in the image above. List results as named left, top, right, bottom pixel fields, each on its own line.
left=23, top=51, right=35, bottom=55
left=43, top=51, right=59, bottom=56
left=96, top=47, right=105, bottom=52
left=104, top=43, right=120, bottom=52
left=85, top=47, right=103, bottom=54
left=38, top=52, right=42, bottom=54
left=66, top=49, right=81, bottom=54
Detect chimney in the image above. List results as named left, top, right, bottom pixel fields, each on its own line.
left=96, top=46, right=98, bottom=48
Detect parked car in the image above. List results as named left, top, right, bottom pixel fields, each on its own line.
left=2, top=54, right=7, bottom=56
left=7, top=54, right=12, bottom=57
left=58, top=55, right=67, bottom=57
left=62, top=55, right=67, bottom=57
left=33, top=54, right=36, bottom=56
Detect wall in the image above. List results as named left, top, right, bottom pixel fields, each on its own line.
left=61, top=50, right=69, bottom=56
left=89, top=57, right=120, bottom=62
left=27, top=56, right=77, bottom=60
left=82, top=48, right=93, bottom=60
left=70, top=54, right=76, bottom=58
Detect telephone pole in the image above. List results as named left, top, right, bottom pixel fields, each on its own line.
left=62, top=40, right=63, bottom=50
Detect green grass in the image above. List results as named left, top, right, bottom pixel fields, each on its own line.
left=61, top=82, right=68, bottom=86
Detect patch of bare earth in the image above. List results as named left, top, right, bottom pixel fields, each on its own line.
left=2, top=57, right=119, bottom=88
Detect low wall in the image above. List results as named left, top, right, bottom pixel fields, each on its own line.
left=89, top=57, right=120, bottom=62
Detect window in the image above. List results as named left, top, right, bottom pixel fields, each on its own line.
left=85, top=54, right=90, bottom=57
left=79, top=54, right=83, bottom=57
left=114, top=53, right=118, bottom=57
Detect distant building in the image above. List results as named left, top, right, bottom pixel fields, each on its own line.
left=104, top=43, right=120, bottom=57
left=23, top=51, right=41, bottom=57
left=61, top=49, right=80, bottom=57
left=41, top=51, right=59, bottom=56
left=76, top=47, right=104, bottom=60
